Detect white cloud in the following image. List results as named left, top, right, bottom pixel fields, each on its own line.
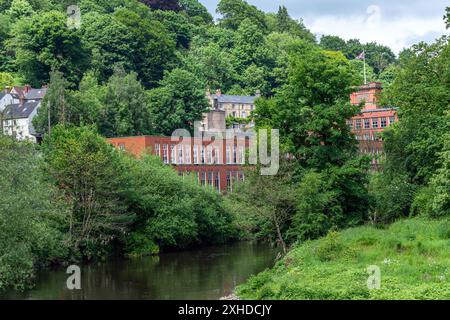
left=306, top=5, right=447, bottom=54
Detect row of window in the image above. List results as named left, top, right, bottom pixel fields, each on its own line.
left=355, top=134, right=382, bottom=141
left=178, top=171, right=245, bottom=192
left=155, top=144, right=246, bottom=165
left=231, top=104, right=254, bottom=111
left=348, top=116, right=395, bottom=130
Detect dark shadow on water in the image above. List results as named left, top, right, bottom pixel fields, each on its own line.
left=2, top=241, right=279, bottom=300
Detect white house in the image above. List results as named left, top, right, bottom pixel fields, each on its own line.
left=0, top=91, right=15, bottom=112
left=2, top=101, right=42, bottom=142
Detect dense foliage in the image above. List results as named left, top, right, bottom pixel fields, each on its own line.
left=0, top=135, right=69, bottom=291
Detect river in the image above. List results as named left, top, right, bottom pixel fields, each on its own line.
left=2, top=242, right=278, bottom=300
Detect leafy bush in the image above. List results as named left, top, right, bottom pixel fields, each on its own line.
left=122, top=154, right=235, bottom=252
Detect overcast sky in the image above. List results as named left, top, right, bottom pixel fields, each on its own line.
left=200, top=0, right=449, bottom=54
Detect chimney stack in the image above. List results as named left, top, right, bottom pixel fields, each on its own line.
left=215, top=89, right=222, bottom=97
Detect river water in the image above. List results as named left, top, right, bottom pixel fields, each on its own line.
left=2, top=242, right=278, bottom=300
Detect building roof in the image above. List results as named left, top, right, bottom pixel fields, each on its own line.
left=211, top=94, right=256, bottom=104
left=25, top=88, right=47, bottom=100
left=3, top=101, right=40, bottom=119
left=0, top=92, right=6, bottom=100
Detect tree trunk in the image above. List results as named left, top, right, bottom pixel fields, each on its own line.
left=273, top=212, right=287, bottom=254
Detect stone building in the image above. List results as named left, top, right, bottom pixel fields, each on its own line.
left=203, top=89, right=260, bottom=131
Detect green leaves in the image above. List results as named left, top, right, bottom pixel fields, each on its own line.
left=8, top=10, right=88, bottom=86
left=0, top=136, right=69, bottom=291
left=147, top=68, right=209, bottom=135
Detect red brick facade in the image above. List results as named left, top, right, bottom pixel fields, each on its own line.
left=108, top=135, right=250, bottom=192
left=348, top=82, right=398, bottom=168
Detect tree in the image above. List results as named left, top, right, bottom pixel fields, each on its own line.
left=445, top=7, right=449, bottom=29
left=0, top=136, right=69, bottom=291
left=99, top=68, right=151, bottom=138
left=123, top=154, right=234, bottom=253
left=276, top=6, right=290, bottom=33
left=427, top=130, right=450, bottom=217
left=258, top=46, right=359, bottom=169
left=6, top=0, right=33, bottom=19
left=81, top=10, right=176, bottom=87
left=67, top=71, right=106, bottom=127
left=80, top=12, right=138, bottom=82
left=226, top=163, right=297, bottom=253
left=9, top=10, right=88, bottom=87
left=232, top=18, right=270, bottom=72
left=271, top=6, right=316, bottom=43
left=147, top=68, right=209, bottom=135
left=0, top=72, right=14, bottom=90
left=320, top=35, right=347, bottom=52
left=150, top=9, right=192, bottom=49
left=217, top=0, right=267, bottom=31
left=182, top=42, right=239, bottom=92
left=179, top=0, right=213, bottom=25
left=114, top=8, right=177, bottom=87
left=139, top=0, right=180, bottom=11
left=383, top=37, right=450, bottom=185
left=33, top=70, right=70, bottom=134
left=289, top=171, right=340, bottom=241
left=41, top=125, right=131, bottom=259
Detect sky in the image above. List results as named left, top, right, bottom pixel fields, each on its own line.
left=200, top=0, right=449, bottom=54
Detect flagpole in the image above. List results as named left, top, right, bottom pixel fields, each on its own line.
left=363, top=50, right=367, bottom=85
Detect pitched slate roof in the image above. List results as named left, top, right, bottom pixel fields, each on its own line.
left=0, top=92, right=6, bottom=100
left=25, top=88, right=47, bottom=100
left=3, top=101, right=40, bottom=119
left=211, top=94, right=256, bottom=104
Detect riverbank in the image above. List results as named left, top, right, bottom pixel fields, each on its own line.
left=236, top=217, right=450, bottom=300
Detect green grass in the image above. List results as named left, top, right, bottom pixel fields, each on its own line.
left=237, top=217, right=450, bottom=300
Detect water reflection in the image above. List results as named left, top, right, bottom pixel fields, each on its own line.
left=3, top=242, right=278, bottom=300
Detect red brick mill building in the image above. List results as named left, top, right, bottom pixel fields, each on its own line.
left=108, top=82, right=397, bottom=189
left=108, top=133, right=251, bottom=192
left=348, top=82, right=398, bottom=168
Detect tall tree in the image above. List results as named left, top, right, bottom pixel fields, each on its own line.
left=99, top=68, right=151, bottom=138
left=276, top=6, right=290, bottom=33
left=33, top=70, right=70, bottom=134
left=147, top=68, right=209, bottom=135
left=383, top=37, right=450, bottom=185
left=217, top=0, right=267, bottom=31
left=255, top=46, right=359, bottom=169
left=179, top=0, right=213, bottom=25
left=41, top=125, right=130, bottom=259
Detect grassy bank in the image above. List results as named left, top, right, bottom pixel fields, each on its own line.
left=237, top=217, right=450, bottom=300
